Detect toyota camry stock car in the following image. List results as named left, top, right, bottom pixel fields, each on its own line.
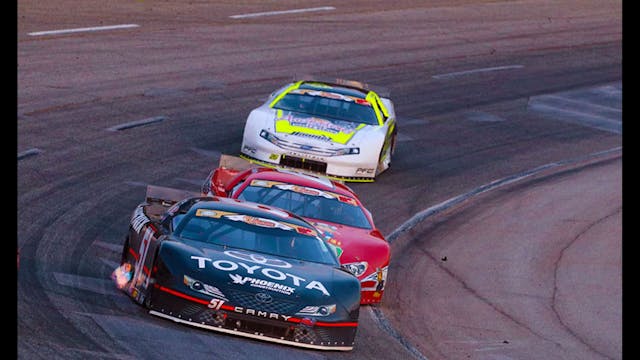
left=112, top=185, right=361, bottom=350
left=202, top=155, right=391, bottom=304
left=239, top=76, right=397, bottom=182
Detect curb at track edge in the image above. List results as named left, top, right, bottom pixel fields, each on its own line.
left=368, top=145, right=622, bottom=360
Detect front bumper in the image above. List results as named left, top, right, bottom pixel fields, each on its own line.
left=240, top=138, right=378, bottom=182
left=147, top=284, right=358, bottom=351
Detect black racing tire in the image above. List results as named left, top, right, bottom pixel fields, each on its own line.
left=120, top=235, right=130, bottom=265
left=390, top=133, right=397, bottom=157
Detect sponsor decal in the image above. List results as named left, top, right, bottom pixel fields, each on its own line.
left=131, top=206, right=151, bottom=233
left=195, top=209, right=316, bottom=236
left=361, top=266, right=388, bottom=292
left=191, top=253, right=331, bottom=296
left=282, top=113, right=359, bottom=135
left=233, top=306, right=292, bottom=322
left=356, top=168, right=375, bottom=175
left=131, top=227, right=155, bottom=290
left=278, top=184, right=329, bottom=198
left=208, top=298, right=225, bottom=310
left=195, top=209, right=235, bottom=219
left=225, top=215, right=294, bottom=231
left=311, top=222, right=338, bottom=241
left=285, top=151, right=327, bottom=162
left=312, top=222, right=343, bottom=257
left=184, top=275, right=229, bottom=301
left=250, top=180, right=357, bottom=206
left=229, top=274, right=295, bottom=295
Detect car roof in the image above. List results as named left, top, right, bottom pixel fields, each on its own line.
left=244, top=169, right=359, bottom=198
left=298, top=82, right=369, bottom=99
left=296, top=76, right=390, bottom=98
left=188, top=197, right=311, bottom=227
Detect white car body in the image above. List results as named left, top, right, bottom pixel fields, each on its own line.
left=240, top=78, right=397, bottom=182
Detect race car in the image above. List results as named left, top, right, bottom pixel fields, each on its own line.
left=202, top=155, right=391, bottom=304
left=239, top=76, right=397, bottom=182
left=112, top=185, right=361, bottom=351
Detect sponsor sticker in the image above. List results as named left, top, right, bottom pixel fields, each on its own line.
left=250, top=180, right=358, bottom=206
left=131, top=206, right=150, bottom=233
left=190, top=252, right=331, bottom=296
left=229, top=274, right=296, bottom=295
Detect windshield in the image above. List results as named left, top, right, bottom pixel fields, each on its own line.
left=174, top=208, right=338, bottom=265
left=237, top=181, right=372, bottom=229
left=273, top=92, right=378, bottom=125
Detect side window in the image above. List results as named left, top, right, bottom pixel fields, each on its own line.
left=230, top=180, right=245, bottom=198
left=171, top=214, right=186, bottom=231
left=375, top=96, right=388, bottom=122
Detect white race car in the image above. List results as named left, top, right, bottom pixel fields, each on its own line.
left=239, top=77, right=397, bottom=182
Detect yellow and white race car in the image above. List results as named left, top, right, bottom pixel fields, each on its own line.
left=239, top=77, right=397, bottom=182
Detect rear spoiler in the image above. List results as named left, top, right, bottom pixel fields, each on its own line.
left=294, top=74, right=391, bottom=98
left=218, top=154, right=258, bottom=171
left=146, top=185, right=200, bottom=206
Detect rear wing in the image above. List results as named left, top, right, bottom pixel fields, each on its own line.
left=144, top=185, right=200, bottom=220
left=209, top=154, right=260, bottom=196
left=219, top=154, right=257, bottom=171
left=294, top=74, right=391, bottom=98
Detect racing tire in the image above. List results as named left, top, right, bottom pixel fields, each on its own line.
left=376, top=134, right=395, bottom=175
left=120, top=235, right=130, bottom=265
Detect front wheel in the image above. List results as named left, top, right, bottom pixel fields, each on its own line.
left=376, top=134, right=396, bottom=175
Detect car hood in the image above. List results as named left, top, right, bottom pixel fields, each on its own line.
left=273, top=110, right=367, bottom=145
left=307, top=220, right=390, bottom=266
left=160, top=240, right=347, bottom=303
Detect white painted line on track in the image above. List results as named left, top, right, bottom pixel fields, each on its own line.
left=18, top=148, right=42, bottom=160
left=542, top=94, right=622, bottom=113
left=93, top=241, right=124, bottom=253
left=124, top=181, right=148, bottom=187
left=190, top=147, right=222, bottom=159
left=106, top=116, right=166, bottom=132
left=53, top=272, right=119, bottom=295
left=528, top=102, right=622, bottom=134
left=99, top=257, right=121, bottom=271
left=230, top=6, right=335, bottom=19
left=432, top=65, right=524, bottom=79
left=176, top=177, right=207, bottom=186
left=28, top=24, right=140, bottom=36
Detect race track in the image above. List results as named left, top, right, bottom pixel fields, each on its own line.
left=18, top=1, right=622, bottom=359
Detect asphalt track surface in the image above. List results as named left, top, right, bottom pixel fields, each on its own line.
left=17, top=1, right=622, bottom=359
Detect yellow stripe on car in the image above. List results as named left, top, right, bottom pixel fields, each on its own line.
left=269, top=81, right=303, bottom=108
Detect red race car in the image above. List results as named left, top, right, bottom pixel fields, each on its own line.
left=202, top=155, right=390, bottom=304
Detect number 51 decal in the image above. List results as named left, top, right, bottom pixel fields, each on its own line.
left=208, top=298, right=225, bottom=310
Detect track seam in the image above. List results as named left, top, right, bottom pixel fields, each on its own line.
left=550, top=206, right=621, bottom=360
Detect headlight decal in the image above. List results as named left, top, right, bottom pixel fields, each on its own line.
left=296, top=304, right=337, bottom=317
left=342, top=261, right=368, bottom=277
